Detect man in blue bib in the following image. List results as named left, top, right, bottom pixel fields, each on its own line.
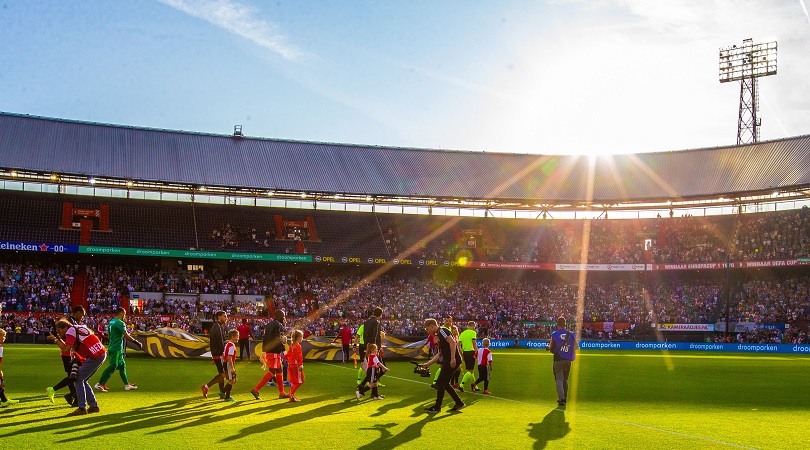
left=547, top=317, right=577, bottom=406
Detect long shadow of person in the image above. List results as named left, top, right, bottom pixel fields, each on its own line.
left=357, top=404, right=452, bottom=450
left=527, top=407, right=570, bottom=449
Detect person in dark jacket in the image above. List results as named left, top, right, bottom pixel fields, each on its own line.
left=251, top=309, right=289, bottom=400
left=420, top=318, right=465, bottom=413
left=200, top=311, right=228, bottom=399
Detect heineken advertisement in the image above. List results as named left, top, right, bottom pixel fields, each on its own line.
left=80, top=245, right=312, bottom=262
left=0, top=241, right=78, bottom=253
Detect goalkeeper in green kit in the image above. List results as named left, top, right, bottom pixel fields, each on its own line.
left=95, top=307, right=143, bottom=392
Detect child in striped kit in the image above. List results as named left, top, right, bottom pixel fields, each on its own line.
left=471, top=338, right=493, bottom=394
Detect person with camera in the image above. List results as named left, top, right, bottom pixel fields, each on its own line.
left=95, top=307, right=143, bottom=392
left=546, top=317, right=577, bottom=406
left=53, top=317, right=107, bottom=416
left=46, top=305, right=85, bottom=407
left=420, top=318, right=465, bottom=413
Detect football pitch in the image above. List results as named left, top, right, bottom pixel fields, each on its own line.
left=1, top=345, right=808, bottom=449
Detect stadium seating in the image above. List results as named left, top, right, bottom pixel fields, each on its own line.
left=2, top=190, right=809, bottom=264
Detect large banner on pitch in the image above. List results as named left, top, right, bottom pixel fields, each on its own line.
left=129, top=329, right=430, bottom=360
left=129, top=328, right=211, bottom=358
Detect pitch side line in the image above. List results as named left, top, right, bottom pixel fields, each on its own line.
left=316, top=361, right=759, bottom=449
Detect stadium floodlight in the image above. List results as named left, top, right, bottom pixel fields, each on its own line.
left=719, top=38, right=777, bottom=145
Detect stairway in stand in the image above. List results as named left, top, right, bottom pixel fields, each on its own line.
left=70, top=268, right=89, bottom=310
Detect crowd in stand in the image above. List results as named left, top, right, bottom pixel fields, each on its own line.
left=0, top=263, right=75, bottom=314
left=210, top=223, right=276, bottom=250
left=153, top=207, right=810, bottom=266
left=371, top=210, right=806, bottom=265
left=734, top=209, right=810, bottom=261
left=399, top=208, right=810, bottom=264
left=2, top=208, right=809, bottom=342
left=2, top=259, right=808, bottom=343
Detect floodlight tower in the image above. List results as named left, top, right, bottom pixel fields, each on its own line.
left=719, top=38, right=777, bottom=145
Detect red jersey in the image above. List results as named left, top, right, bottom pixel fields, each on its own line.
left=367, top=353, right=380, bottom=368
left=237, top=324, right=251, bottom=339
left=287, top=342, right=303, bottom=367
left=64, top=325, right=105, bottom=359
left=475, top=347, right=492, bottom=365
left=427, top=333, right=437, bottom=349
left=223, top=341, right=237, bottom=364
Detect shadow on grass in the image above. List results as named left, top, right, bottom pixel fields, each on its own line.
left=357, top=400, right=454, bottom=450
left=528, top=407, right=570, bottom=449
left=0, top=396, right=266, bottom=442
left=369, top=393, right=423, bottom=417
left=224, top=393, right=351, bottom=442
left=0, top=394, right=73, bottom=421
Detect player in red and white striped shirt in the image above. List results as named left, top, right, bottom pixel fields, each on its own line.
left=222, top=330, right=239, bottom=402
left=471, top=338, right=493, bottom=394
left=356, top=343, right=389, bottom=401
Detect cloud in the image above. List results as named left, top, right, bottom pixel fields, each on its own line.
left=159, top=0, right=307, bottom=61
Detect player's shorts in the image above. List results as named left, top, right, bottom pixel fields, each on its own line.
left=463, top=351, right=476, bottom=370
left=374, top=366, right=388, bottom=382
left=107, top=351, right=125, bottom=367
left=265, top=353, right=282, bottom=370
left=223, top=362, right=236, bottom=381
left=289, top=365, right=304, bottom=384
left=477, top=364, right=490, bottom=380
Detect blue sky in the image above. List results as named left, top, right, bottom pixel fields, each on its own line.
left=1, top=0, right=809, bottom=155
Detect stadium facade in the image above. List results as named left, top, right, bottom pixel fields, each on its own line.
left=1, top=112, right=808, bottom=345
left=1, top=112, right=810, bottom=216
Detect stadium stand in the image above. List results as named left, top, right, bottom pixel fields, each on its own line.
left=3, top=190, right=810, bottom=264
left=0, top=113, right=808, bottom=345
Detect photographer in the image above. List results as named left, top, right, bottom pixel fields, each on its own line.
left=53, top=318, right=107, bottom=416
left=420, top=318, right=465, bottom=413
left=46, top=305, right=85, bottom=407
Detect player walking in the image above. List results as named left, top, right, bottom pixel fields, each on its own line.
left=95, top=307, right=143, bottom=392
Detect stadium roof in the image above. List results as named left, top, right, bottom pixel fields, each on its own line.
left=1, top=112, right=809, bottom=208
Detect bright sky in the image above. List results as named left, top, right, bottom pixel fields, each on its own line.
left=1, top=0, right=809, bottom=156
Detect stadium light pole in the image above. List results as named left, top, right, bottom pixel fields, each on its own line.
left=719, top=38, right=777, bottom=145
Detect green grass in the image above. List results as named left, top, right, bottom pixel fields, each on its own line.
left=1, top=345, right=808, bottom=449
